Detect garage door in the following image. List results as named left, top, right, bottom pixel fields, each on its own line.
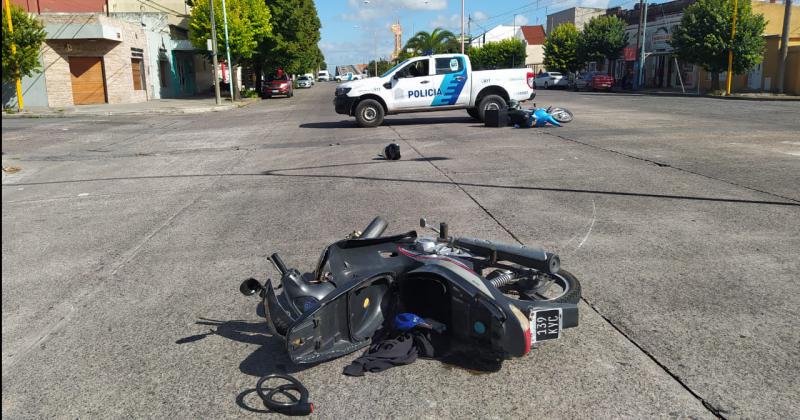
left=69, top=57, right=106, bottom=105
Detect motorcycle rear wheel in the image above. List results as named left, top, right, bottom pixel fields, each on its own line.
left=498, top=269, right=581, bottom=304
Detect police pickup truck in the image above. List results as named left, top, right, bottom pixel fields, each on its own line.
left=334, top=53, right=535, bottom=127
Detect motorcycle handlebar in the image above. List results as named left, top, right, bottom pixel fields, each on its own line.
left=360, top=216, right=388, bottom=239
left=451, top=236, right=560, bottom=274
left=269, top=253, right=288, bottom=275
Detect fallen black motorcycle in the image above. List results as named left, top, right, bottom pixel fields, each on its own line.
left=241, top=217, right=580, bottom=366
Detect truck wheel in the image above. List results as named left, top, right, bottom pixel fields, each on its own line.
left=467, top=108, right=480, bottom=120
left=355, top=99, right=384, bottom=127
left=478, top=95, right=507, bottom=122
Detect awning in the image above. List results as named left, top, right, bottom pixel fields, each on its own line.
left=45, top=22, right=122, bottom=42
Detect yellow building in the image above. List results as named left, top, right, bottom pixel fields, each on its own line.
left=697, top=1, right=800, bottom=94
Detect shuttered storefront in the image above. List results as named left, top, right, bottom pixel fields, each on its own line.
left=69, top=57, right=106, bottom=105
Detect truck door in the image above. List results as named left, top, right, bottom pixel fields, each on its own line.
left=391, top=57, right=434, bottom=110
left=430, top=56, right=469, bottom=107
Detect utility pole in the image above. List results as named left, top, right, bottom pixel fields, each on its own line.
left=209, top=0, right=221, bottom=105
left=221, top=0, right=234, bottom=101
left=512, top=14, right=517, bottom=67
left=638, top=0, right=649, bottom=89
left=634, top=0, right=644, bottom=90
left=4, top=0, right=24, bottom=110
left=725, top=0, right=738, bottom=96
left=777, top=0, right=793, bottom=94
left=460, top=0, right=465, bottom=53
left=468, top=14, right=471, bottom=45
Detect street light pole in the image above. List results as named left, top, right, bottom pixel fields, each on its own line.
left=512, top=14, right=517, bottom=68
left=209, top=0, right=221, bottom=105
left=461, top=0, right=465, bottom=54
left=221, top=0, right=234, bottom=101
left=777, top=0, right=792, bottom=94
left=634, top=0, right=644, bottom=90
left=638, top=0, right=649, bottom=88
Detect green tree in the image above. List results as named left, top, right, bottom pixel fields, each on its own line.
left=577, top=15, right=628, bottom=74
left=468, top=39, right=526, bottom=70
left=671, top=0, right=766, bottom=91
left=404, top=28, right=459, bottom=55
left=319, top=61, right=327, bottom=71
left=259, top=0, right=322, bottom=79
left=2, top=5, right=46, bottom=85
left=366, top=59, right=393, bottom=77
left=188, top=0, right=271, bottom=60
left=543, top=23, right=581, bottom=74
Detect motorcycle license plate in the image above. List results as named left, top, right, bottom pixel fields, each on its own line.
left=530, top=308, right=562, bottom=343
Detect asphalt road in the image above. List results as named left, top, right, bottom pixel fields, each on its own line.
left=2, top=85, right=799, bottom=419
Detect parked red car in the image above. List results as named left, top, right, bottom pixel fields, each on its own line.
left=262, top=74, right=293, bottom=98
left=572, top=72, right=614, bottom=91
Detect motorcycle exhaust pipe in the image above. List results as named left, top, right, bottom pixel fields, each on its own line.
left=360, top=216, right=388, bottom=239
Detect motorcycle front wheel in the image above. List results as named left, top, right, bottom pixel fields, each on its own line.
left=547, top=107, right=574, bottom=123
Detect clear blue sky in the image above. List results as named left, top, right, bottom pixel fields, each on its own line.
left=316, top=0, right=663, bottom=69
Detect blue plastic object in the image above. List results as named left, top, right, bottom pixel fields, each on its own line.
left=394, top=313, right=425, bottom=331
left=528, top=108, right=562, bottom=127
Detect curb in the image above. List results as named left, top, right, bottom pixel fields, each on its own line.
left=2, top=98, right=258, bottom=119
left=612, top=90, right=800, bottom=101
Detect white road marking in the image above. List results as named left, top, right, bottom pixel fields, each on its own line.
left=576, top=199, right=597, bottom=250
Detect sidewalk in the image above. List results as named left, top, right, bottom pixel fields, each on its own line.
left=612, top=87, right=800, bottom=101
left=2, top=97, right=258, bottom=118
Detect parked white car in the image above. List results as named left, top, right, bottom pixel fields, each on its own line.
left=303, top=73, right=315, bottom=85
left=335, top=72, right=362, bottom=82
left=333, top=53, right=536, bottom=127
left=317, top=70, right=331, bottom=82
left=533, top=72, right=567, bottom=89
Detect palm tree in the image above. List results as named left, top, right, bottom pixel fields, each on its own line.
left=404, top=28, right=460, bottom=55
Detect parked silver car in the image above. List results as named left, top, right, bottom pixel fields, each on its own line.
left=296, top=75, right=313, bottom=88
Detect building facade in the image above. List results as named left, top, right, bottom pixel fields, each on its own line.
left=546, top=7, right=606, bottom=34
left=617, top=0, right=800, bottom=94
left=3, top=0, right=212, bottom=109
left=520, top=25, right=546, bottom=72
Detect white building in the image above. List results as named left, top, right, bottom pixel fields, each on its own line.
left=470, top=25, right=521, bottom=48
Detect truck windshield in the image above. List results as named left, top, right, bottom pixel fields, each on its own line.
left=381, top=59, right=409, bottom=78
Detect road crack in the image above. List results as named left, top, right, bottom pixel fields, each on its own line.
left=546, top=131, right=799, bottom=205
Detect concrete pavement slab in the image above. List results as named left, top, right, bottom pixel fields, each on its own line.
left=3, top=84, right=798, bottom=419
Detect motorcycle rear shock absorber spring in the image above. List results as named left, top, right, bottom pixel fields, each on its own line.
left=488, top=270, right=518, bottom=288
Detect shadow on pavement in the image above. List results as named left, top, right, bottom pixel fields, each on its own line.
left=176, top=317, right=321, bottom=414
left=176, top=317, right=313, bottom=376
left=300, top=116, right=474, bottom=129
